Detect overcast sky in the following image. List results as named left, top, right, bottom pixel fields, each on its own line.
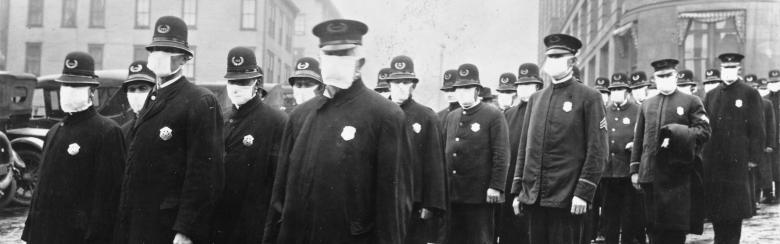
left=329, top=0, right=540, bottom=108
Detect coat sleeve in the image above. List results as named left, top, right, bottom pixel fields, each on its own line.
left=687, top=97, right=711, bottom=151
left=173, top=95, right=225, bottom=240
left=262, top=117, right=295, bottom=244
left=630, top=104, right=646, bottom=174
left=573, top=92, right=607, bottom=203
left=746, top=90, right=766, bottom=164
left=86, top=125, right=126, bottom=242
left=375, top=110, right=412, bottom=244
left=766, top=100, right=776, bottom=150
left=421, top=114, right=448, bottom=211
left=511, top=96, right=534, bottom=195
left=489, top=112, right=510, bottom=193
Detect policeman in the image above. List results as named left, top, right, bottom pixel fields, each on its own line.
left=495, top=73, right=518, bottom=111
left=496, top=63, right=542, bottom=244
left=385, top=55, right=447, bottom=244
left=289, top=57, right=324, bottom=105
left=629, top=71, right=649, bottom=103
left=755, top=77, right=777, bottom=205
left=764, top=69, right=780, bottom=203
left=120, top=60, right=156, bottom=141
left=595, top=77, right=610, bottom=106
left=676, top=69, right=696, bottom=95
left=375, top=67, right=392, bottom=99
left=591, top=75, right=611, bottom=243
left=22, top=52, right=126, bottom=243
left=511, top=34, right=607, bottom=244
left=702, top=53, right=765, bottom=244
left=479, top=87, right=498, bottom=108
left=443, top=63, right=509, bottom=244
left=264, top=19, right=411, bottom=243
left=211, top=47, right=288, bottom=243
left=602, top=72, right=643, bottom=244
left=114, top=16, right=225, bottom=244
left=702, top=69, right=722, bottom=95
left=743, top=74, right=768, bottom=212
left=437, top=69, right=460, bottom=122
left=629, top=59, right=710, bottom=243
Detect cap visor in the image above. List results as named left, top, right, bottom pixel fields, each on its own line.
left=320, top=43, right=359, bottom=52
left=146, top=42, right=194, bottom=56
left=224, top=72, right=263, bottom=80
left=288, top=73, right=323, bottom=86
left=545, top=48, right=573, bottom=55
left=56, top=75, right=99, bottom=85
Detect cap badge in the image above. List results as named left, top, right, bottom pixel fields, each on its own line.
left=772, top=71, right=779, bottom=76
left=747, top=77, right=754, bottom=82
left=297, top=62, right=309, bottom=70
left=159, top=126, right=173, bottom=141
left=130, top=64, right=143, bottom=73
left=157, top=24, right=170, bottom=34
left=326, top=22, right=348, bottom=33
left=444, top=73, right=452, bottom=80
left=735, top=99, right=743, bottom=108
left=65, top=59, right=78, bottom=69
left=549, top=35, right=561, bottom=43
left=470, top=123, right=481, bottom=132
left=520, top=69, right=528, bottom=75
left=677, top=106, right=684, bottom=116
left=677, top=73, right=685, bottom=79
left=340, top=125, right=356, bottom=141
left=379, top=73, right=387, bottom=79
left=563, top=101, right=573, bottom=112
left=243, top=134, right=254, bottom=146
left=632, top=74, right=640, bottom=81
left=500, top=77, right=509, bottom=84
left=412, top=123, right=421, bottom=134
left=231, top=56, right=244, bottom=66
left=67, top=143, right=80, bottom=156
left=613, top=74, right=621, bottom=80
left=706, top=70, right=713, bottom=76
left=459, top=68, right=470, bottom=77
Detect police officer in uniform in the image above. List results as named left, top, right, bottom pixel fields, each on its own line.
left=385, top=55, right=448, bottom=244
left=511, top=34, right=608, bottom=244
left=591, top=76, right=610, bottom=243
left=289, top=57, right=324, bottom=105
left=121, top=61, right=156, bottom=141
left=764, top=69, right=780, bottom=203
left=211, top=47, right=288, bottom=243
left=595, top=77, right=611, bottom=106
left=495, top=73, right=518, bottom=111
left=755, top=77, right=777, bottom=205
left=744, top=74, right=768, bottom=212
left=702, top=53, right=765, bottom=244
left=443, top=63, right=509, bottom=244
left=375, top=67, right=392, bottom=99
left=264, top=19, right=412, bottom=244
left=496, top=63, right=542, bottom=244
left=22, top=52, right=126, bottom=244
left=437, top=69, right=460, bottom=123
left=602, top=73, right=643, bottom=244
left=629, top=59, right=710, bottom=244
left=702, top=69, right=722, bottom=96
left=629, top=71, right=650, bottom=104
left=676, top=69, right=697, bottom=96
left=114, top=16, right=225, bottom=244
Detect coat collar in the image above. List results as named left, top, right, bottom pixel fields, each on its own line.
left=400, top=97, right=417, bottom=110
left=63, top=106, right=97, bottom=126
left=231, top=95, right=261, bottom=120
left=447, top=102, right=460, bottom=111
left=462, top=101, right=484, bottom=116
left=552, top=77, right=574, bottom=89
left=135, top=76, right=189, bottom=128
left=321, top=79, right=367, bottom=108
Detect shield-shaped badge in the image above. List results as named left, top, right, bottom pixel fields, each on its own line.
left=67, top=143, right=80, bottom=156
left=243, top=135, right=254, bottom=146
left=471, top=123, right=481, bottom=132
left=412, top=123, right=422, bottom=134
left=677, top=106, right=684, bottom=116
left=735, top=99, right=743, bottom=108
left=563, top=101, right=573, bottom=112
left=159, top=126, right=173, bottom=141
left=341, top=126, right=356, bottom=141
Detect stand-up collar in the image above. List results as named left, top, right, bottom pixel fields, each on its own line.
left=63, top=106, right=97, bottom=126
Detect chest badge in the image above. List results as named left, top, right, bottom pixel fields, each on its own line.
left=622, top=117, right=631, bottom=125
left=471, top=122, right=481, bottom=132
left=563, top=101, right=573, bottom=112
left=67, top=143, right=80, bottom=156
left=341, top=126, right=356, bottom=141
left=735, top=99, right=743, bottom=108
left=412, top=123, right=422, bottom=134
left=676, top=106, right=684, bottom=116
left=159, top=126, right=173, bottom=141
left=243, top=135, right=254, bottom=146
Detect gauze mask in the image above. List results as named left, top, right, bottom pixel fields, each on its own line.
left=631, top=87, right=647, bottom=102
left=320, top=54, right=361, bottom=89
left=610, top=90, right=626, bottom=104
left=759, top=89, right=770, bottom=97
left=677, top=85, right=693, bottom=95
left=389, top=83, right=414, bottom=104
left=542, top=56, right=572, bottom=79
left=497, top=93, right=515, bottom=110
left=454, top=87, right=478, bottom=108
left=516, top=84, right=537, bottom=102
left=147, top=51, right=183, bottom=78
left=721, top=67, right=739, bottom=82
left=127, top=91, right=149, bottom=114
left=704, top=83, right=720, bottom=93
left=656, top=75, right=678, bottom=94
left=293, top=86, right=318, bottom=105
left=226, top=82, right=256, bottom=107
left=769, top=82, right=780, bottom=92
left=60, top=86, right=92, bottom=113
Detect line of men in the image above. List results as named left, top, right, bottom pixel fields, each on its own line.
left=18, top=15, right=779, bottom=244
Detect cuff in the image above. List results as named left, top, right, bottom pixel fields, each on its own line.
left=573, top=178, right=598, bottom=202
left=510, top=177, right=522, bottom=194
left=629, top=162, right=640, bottom=174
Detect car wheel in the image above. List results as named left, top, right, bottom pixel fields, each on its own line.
left=12, top=148, right=40, bottom=206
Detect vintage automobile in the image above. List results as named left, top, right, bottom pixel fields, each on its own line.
left=0, top=71, right=38, bottom=207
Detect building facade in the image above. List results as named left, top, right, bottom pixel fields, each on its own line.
left=539, top=0, right=780, bottom=85
left=291, top=0, right=340, bottom=62
left=2, top=0, right=299, bottom=85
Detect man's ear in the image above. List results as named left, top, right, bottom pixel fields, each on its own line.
left=357, top=58, right=366, bottom=69
left=411, top=83, right=418, bottom=89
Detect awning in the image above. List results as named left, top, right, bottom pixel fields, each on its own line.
left=677, top=10, right=746, bottom=44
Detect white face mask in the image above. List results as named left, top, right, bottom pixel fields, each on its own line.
left=721, top=67, right=739, bottom=82
left=516, top=84, right=537, bottom=102
left=292, top=86, right=318, bottom=105
left=320, top=55, right=360, bottom=89
left=610, top=89, right=626, bottom=104
left=454, top=87, right=478, bottom=108
left=655, top=75, right=678, bottom=94
left=226, top=83, right=256, bottom=107
left=631, top=87, right=647, bottom=102
left=677, top=85, right=693, bottom=95
left=496, top=93, right=515, bottom=110
left=759, top=89, right=770, bottom=97
left=542, top=56, right=572, bottom=79
left=59, top=86, right=92, bottom=113
left=769, top=82, right=780, bottom=92
left=127, top=91, right=149, bottom=114
left=147, top=51, right=183, bottom=78
left=704, top=83, right=720, bottom=93
left=445, top=91, right=457, bottom=103
left=389, top=82, right=414, bottom=104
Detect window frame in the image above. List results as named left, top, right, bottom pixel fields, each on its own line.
left=679, top=16, right=743, bottom=77
left=89, top=0, right=105, bottom=28
left=25, top=42, right=42, bottom=76
left=181, top=0, right=197, bottom=28
left=240, top=0, right=257, bottom=30
left=27, top=0, right=44, bottom=27
left=61, top=0, right=78, bottom=28
left=135, top=0, right=151, bottom=29
left=88, top=43, right=104, bottom=70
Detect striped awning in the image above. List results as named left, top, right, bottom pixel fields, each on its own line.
left=677, top=10, right=746, bottom=45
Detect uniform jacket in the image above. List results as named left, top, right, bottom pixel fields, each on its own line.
left=766, top=92, right=780, bottom=181
left=114, top=77, right=225, bottom=243
left=264, top=80, right=412, bottom=244
left=212, top=96, right=287, bottom=243
left=401, top=98, right=447, bottom=211
left=512, top=78, right=607, bottom=208
left=22, top=107, right=125, bottom=244
left=758, top=97, right=776, bottom=187
left=503, top=101, right=528, bottom=198
left=630, top=90, right=710, bottom=183
left=437, top=103, right=459, bottom=128
left=603, top=101, right=639, bottom=178
left=702, top=80, right=765, bottom=221
left=443, top=102, right=509, bottom=204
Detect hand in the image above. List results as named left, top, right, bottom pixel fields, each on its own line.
left=570, top=196, right=588, bottom=215
left=748, top=162, right=758, bottom=168
left=625, top=142, right=633, bottom=150
left=173, top=233, right=192, bottom=244
left=765, top=147, right=774, bottom=153
left=512, top=197, right=524, bottom=216
left=661, top=138, right=670, bottom=148
left=631, top=173, right=641, bottom=190
left=420, top=208, right=433, bottom=220
left=486, top=188, right=501, bottom=203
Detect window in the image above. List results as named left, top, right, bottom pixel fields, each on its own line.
left=135, top=0, right=151, bottom=28
left=682, top=16, right=741, bottom=77
left=267, top=3, right=276, bottom=38
left=27, top=0, right=44, bottom=27
left=182, top=0, right=197, bottom=28
left=25, top=42, right=42, bottom=76
left=62, top=0, right=77, bottom=28
left=601, top=0, right=610, bottom=26
left=87, top=44, right=104, bottom=70
left=277, top=10, right=284, bottom=45
left=286, top=16, right=293, bottom=51
left=265, top=50, right=275, bottom=83
left=89, top=0, right=105, bottom=28
left=133, top=45, right=148, bottom=62
left=183, top=46, right=196, bottom=79
left=276, top=57, right=281, bottom=84
left=599, top=44, right=609, bottom=79
left=588, top=58, right=597, bottom=84
left=571, top=16, right=579, bottom=39
left=295, top=14, right=306, bottom=35
left=241, top=0, right=256, bottom=30
left=581, top=3, right=588, bottom=42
